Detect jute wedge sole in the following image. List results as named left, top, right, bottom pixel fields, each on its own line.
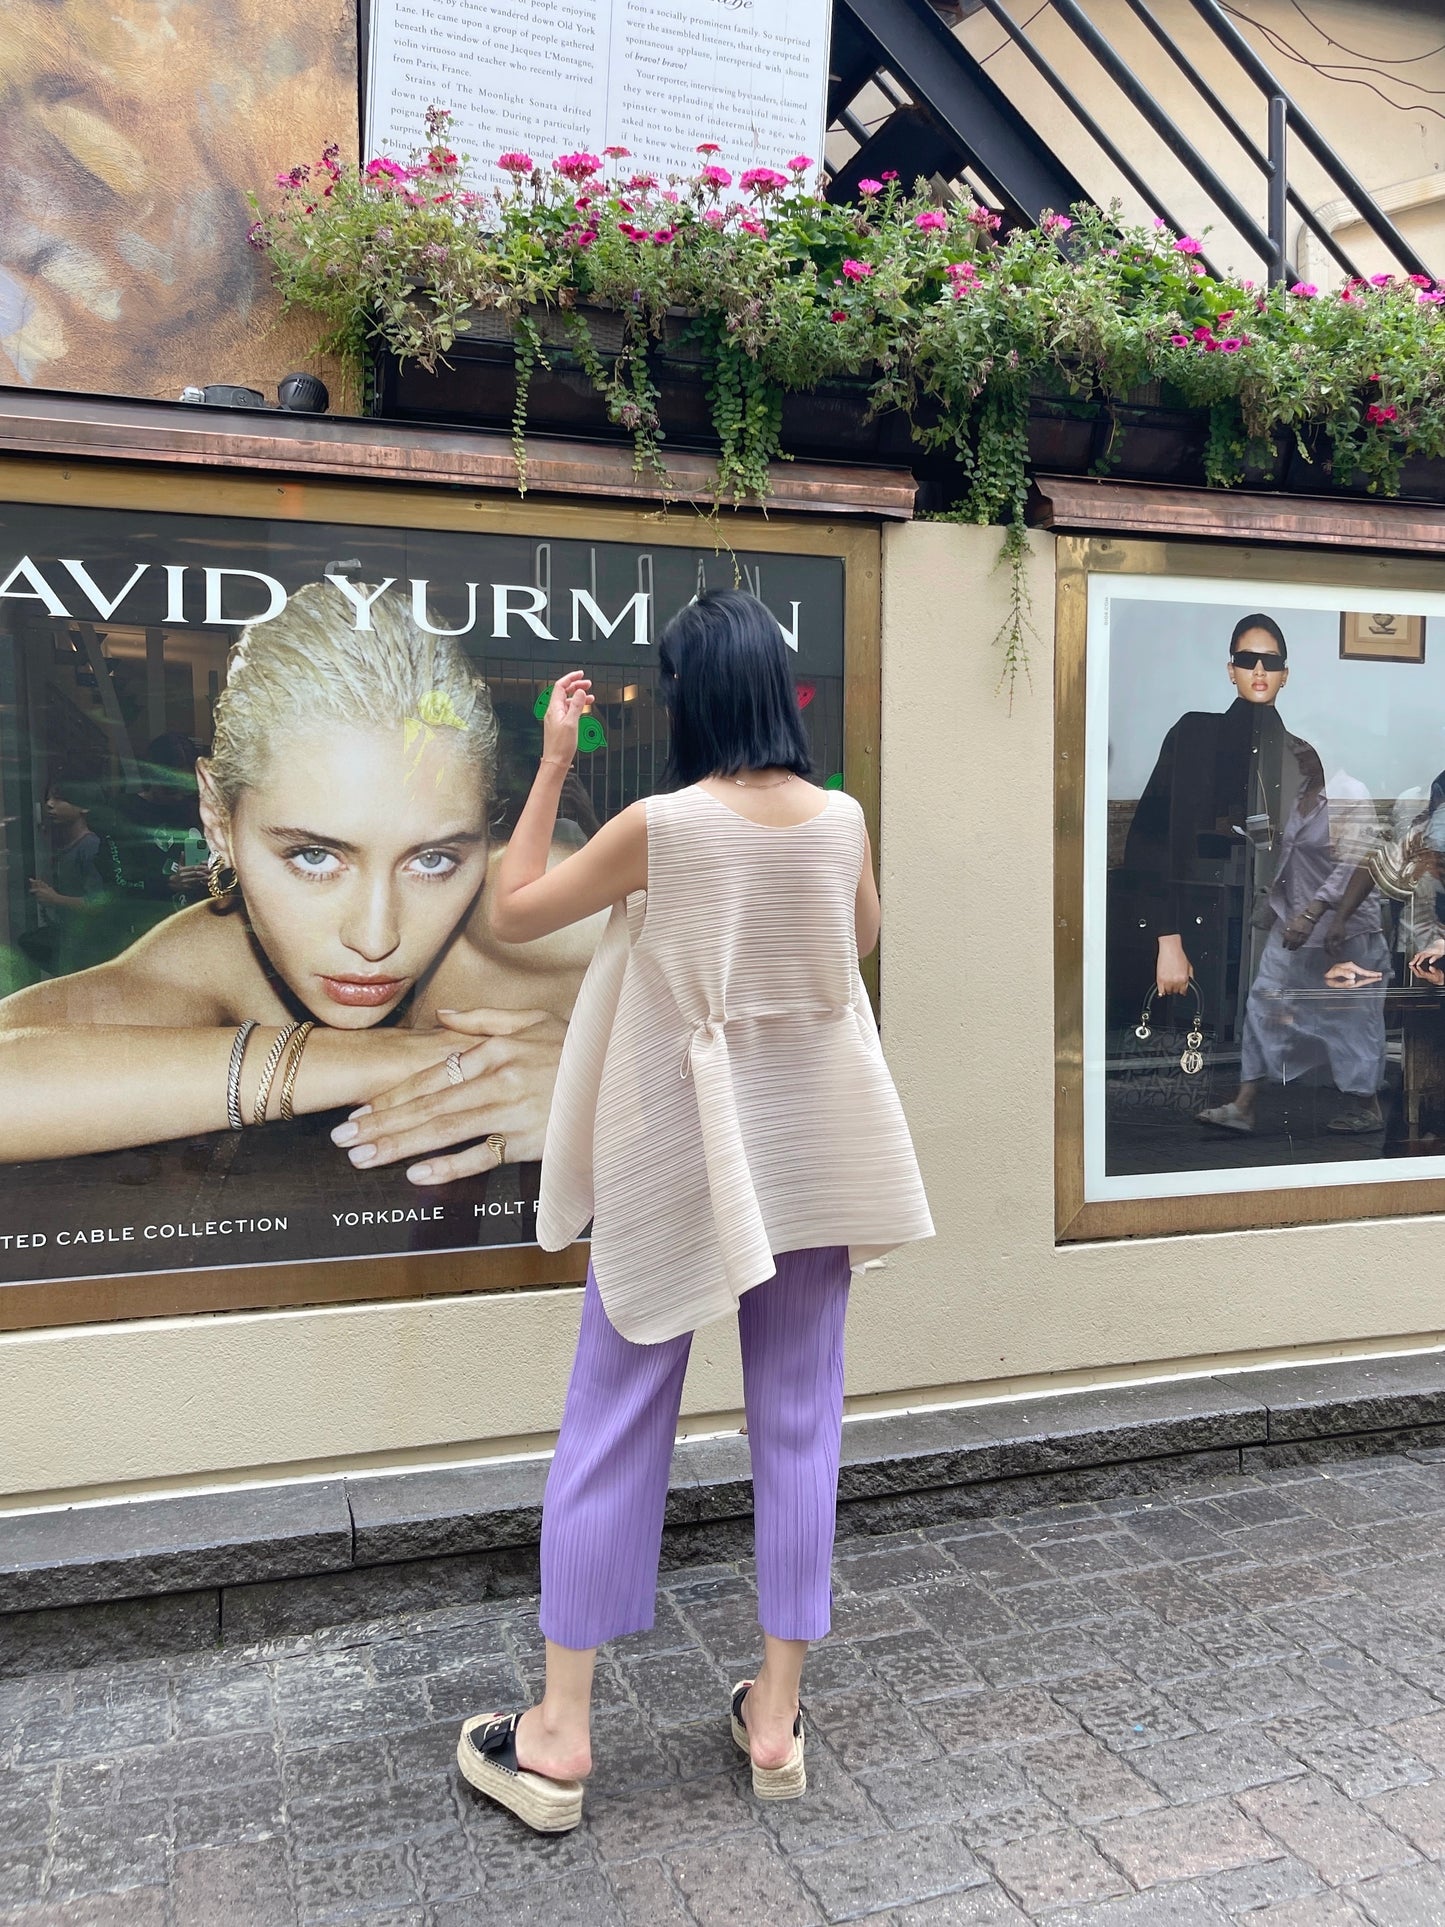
left=456, top=1712, right=584, bottom=1832
left=730, top=1680, right=807, bottom=1800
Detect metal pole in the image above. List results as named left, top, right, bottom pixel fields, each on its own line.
left=1186, top=0, right=1433, bottom=280
left=1267, top=94, right=1288, bottom=285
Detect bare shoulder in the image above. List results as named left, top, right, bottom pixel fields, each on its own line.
left=0, top=904, right=266, bottom=1028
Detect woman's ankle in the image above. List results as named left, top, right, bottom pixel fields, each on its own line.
left=518, top=1702, right=592, bottom=1779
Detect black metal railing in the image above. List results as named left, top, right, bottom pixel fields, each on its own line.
left=827, top=0, right=1433, bottom=284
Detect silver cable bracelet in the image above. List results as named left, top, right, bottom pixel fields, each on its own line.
left=226, top=1019, right=259, bottom=1131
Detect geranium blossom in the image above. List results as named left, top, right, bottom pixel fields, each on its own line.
left=1288, top=282, right=1317, bottom=297
left=915, top=209, right=948, bottom=231
left=857, top=179, right=884, bottom=196
left=603, top=145, right=630, bottom=158
left=497, top=152, right=534, bottom=175
left=626, top=173, right=658, bottom=192
left=841, top=258, right=873, bottom=280
left=1173, top=236, right=1202, bottom=254
left=1041, top=213, right=1072, bottom=233
left=786, top=156, right=813, bottom=172
left=696, top=142, right=721, bottom=155
left=1370, top=274, right=1393, bottom=286
left=365, top=158, right=408, bottom=184
left=830, top=309, right=847, bottom=321
left=740, top=166, right=790, bottom=194
left=700, top=165, right=732, bottom=190
left=554, top=152, right=602, bottom=181
left=1366, top=403, right=1399, bottom=424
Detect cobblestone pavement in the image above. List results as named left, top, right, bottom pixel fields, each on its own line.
left=15, top=1451, right=1445, bottom=1924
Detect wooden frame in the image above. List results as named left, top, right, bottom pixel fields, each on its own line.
left=1055, top=532, right=1445, bottom=1243
left=0, top=452, right=883, bottom=1330
left=1339, top=610, right=1427, bottom=664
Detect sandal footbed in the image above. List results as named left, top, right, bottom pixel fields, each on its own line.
left=730, top=1680, right=807, bottom=1801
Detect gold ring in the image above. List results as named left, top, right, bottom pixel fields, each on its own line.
left=485, top=1133, right=507, bottom=1165
left=445, top=1052, right=465, bottom=1087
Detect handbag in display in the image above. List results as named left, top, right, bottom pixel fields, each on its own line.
left=1107, top=983, right=1214, bottom=1117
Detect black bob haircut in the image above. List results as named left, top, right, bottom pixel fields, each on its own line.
left=658, top=589, right=814, bottom=787
left=1229, top=612, right=1288, bottom=661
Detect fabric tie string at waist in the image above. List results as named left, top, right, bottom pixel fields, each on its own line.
left=680, top=1002, right=859, bottom=1080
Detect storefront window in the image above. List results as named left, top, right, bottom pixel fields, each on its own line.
left=1077, top=559, right=1445, bottom=1226
left=0, top=490, right=853, bottom=1315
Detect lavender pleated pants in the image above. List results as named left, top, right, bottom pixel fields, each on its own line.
left=539, top=1246, right=851, bottom=1650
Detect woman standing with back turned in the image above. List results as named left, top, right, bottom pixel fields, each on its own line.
left=449, top=589, right=933, bottom=1829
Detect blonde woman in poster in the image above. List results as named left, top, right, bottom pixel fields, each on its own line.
left=0, top=584, right=588, bottom=1174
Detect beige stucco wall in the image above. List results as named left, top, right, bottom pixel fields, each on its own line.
left=6, top=519, right=1445, bottom=1511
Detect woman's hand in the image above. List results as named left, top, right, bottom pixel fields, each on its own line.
left=542, top=671, right=593, bottom=770
left=329, top=1006, right=563, bottom=1184
left=1324, top=961, right=1384, bottom=988
left=1155, top=934, right=1192, bottom=998
left=1412, top=938, right=1445, bottom=985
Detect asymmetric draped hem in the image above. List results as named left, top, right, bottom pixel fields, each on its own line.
left=537, top=787, right=934, bottom=1342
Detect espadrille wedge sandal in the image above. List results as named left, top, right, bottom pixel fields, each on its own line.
left=456, top=1712, right=584, bottom=1832
left=730, top=1680, right=806, bottom=1800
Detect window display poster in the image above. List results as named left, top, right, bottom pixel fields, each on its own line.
left=364, top=0, right=832, bottom=188
left=1087, top=572, right=1445, bottom=1204
left=0, top=501, right=845, bottom=1292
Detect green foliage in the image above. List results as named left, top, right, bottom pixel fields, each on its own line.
left=252, top=118, right=1445, bottom=673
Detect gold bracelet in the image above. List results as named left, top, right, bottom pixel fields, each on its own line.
left=277, top=1021, right=316, bottom=1122
left=250, top=1022, right=301, bottom=1126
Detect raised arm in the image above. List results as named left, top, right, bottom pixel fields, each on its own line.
left=490, top=672, right=648, bottom=943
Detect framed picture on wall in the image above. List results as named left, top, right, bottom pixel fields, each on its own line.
left=1055, top=537, right=1445, bottom=1242
left=1340, top=611, right=1427, bottom=664
left=0, top=461, right=879, bottom=1333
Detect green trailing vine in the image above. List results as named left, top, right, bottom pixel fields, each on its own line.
left=252, top=110, right=1445, bottom=685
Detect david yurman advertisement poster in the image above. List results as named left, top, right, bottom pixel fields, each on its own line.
left=0, top=499, right=845, bottom=1294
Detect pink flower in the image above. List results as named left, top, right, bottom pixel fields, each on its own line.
left=915, top=208, right=948, bottom=231
left=1409, top=274, right=1433, bottom=288
left=554, top=152, right=602, bottom=181
left=1168, top=333, right=1190, bottom=346
left=1192, top=326, right=1213, bottom=341
left=1041, top=213, right=1072, bottom=232
left=1288, top=282, right=1317, bottom=297
left=857, top=178, right=884, bottom=196
left=1219, top=338, right=1244, bottom=352
left=881, top=170, right=899, bottom=181
left=564, top=224, right=598, bottom=248
left=626, top=172, right=658, bottom=191
left=700, top=165, right=732, bottom=189
left=739, top=218, right=765, bottom=236
left=841, top=258, right=873, bottom=280
left=702, top=208, right=725, bottom=227
left=696, top=142, right=721, bottom=155
left=946, top=259, right=978, bottom=277
left=246, top=220, right=267, bottom=250
left=617, top=222, right=646, bottom=242
left=740, top=166, right=790, bottom=194
left=365, top=157, right=408, bottom=183
left=651, top=226, right=677, bottom=245
left=1153, top=217, right=1167, bottom=229
left=1366, top=403, right=1398, bottom=424
left=603, top=144, right=630, bottom=158
left=1370, top=273, right=1393, bottom=286
left=786, top=155, right=812, bottom=172
left=662, top=189, right=679, bottom=203
left=830, top=309, right=847, bottom=322
left=1173, top=236, right=1202, bottom=254
left=966, top=204, right=1002, bottom=231
left=1420, top=290, right=1445, bottom=305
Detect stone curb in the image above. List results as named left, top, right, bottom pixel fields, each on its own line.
left=3, top=1350, right=1445, bottom=1637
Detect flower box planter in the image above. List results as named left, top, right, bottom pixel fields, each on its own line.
left=368, top=319, right=1445, bottom=506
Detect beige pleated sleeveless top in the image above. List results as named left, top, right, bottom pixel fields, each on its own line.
left=537, top=785, right=934, bottom=1343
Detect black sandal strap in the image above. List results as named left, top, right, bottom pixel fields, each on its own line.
left=466, top=1712, right=522, bottom=1774
left=732, top=1683, right=803, bottom=1737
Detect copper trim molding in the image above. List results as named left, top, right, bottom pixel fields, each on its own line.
left=1034, top=475, right=1445, bottom=554
left=0, top=388, right=918, bottom=520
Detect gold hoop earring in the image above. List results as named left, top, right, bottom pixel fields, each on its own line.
left=207, top=854, right=239, bottom=900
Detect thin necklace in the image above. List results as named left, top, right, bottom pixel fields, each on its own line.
left=732, top=771, right=794, bottom=790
